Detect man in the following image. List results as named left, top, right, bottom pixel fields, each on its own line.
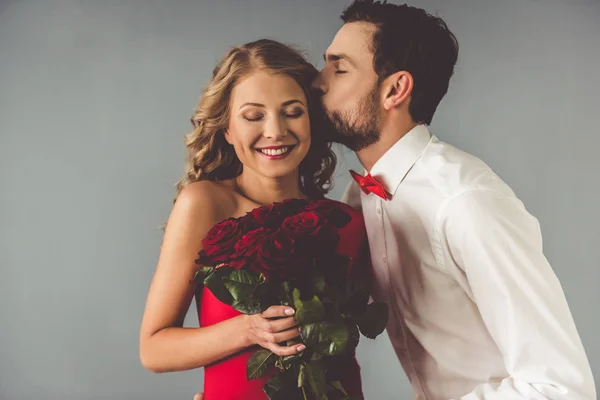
left=195, top=1, right=596, bottom=399
left=314, top=1, right=595, bottom=399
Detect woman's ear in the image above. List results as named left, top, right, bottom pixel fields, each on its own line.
left=223, top=129, right=232, bottom=145
left=382, top=70, right=414, bottom=111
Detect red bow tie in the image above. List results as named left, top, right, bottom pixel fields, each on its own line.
left=349, top=170, right=392, bottom=200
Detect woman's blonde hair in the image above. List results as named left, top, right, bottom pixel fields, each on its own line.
left=175, top=39, right=336, bottom=200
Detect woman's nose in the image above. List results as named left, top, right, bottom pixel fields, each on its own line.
left=263, top=116, right=288, bottom=140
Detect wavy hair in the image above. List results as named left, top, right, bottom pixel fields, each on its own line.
left=175, top=39, right=336, bottom=200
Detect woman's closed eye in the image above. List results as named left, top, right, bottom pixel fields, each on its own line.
left=243, top=108, right=304, bottom=122
left=243, top=113, right=264, bottom=122
left=283, top=109, right=305, bottom=119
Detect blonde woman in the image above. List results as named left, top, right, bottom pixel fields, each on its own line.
left=140, top=39, right=365, bottom=400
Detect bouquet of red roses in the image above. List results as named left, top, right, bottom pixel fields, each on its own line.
left=193, top=198, right=388, bottom=400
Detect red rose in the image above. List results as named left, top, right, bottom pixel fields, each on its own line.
left=245, top=199, right=311, bottom=229
left=304, top=199, right=337, bottom=211
left=197, top=217, right=244, bottom=265
left=202, top=227, right=264, bottom=269
left=305, top=200, right=352, bottom=229
left=249, top=229, right=312, bottom=280
left=234, top=228, right=266, bottom=256
left=281, top=211, right=322, bottom=236
left=225, top=256, right=246, bottom=270
left=282, top=211, right=340, bottom=249
left=246, top=204, right=277, bottom=227
left=279, top=198, right=310, bottom=214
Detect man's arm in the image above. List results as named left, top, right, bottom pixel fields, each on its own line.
left=440, top=189, right=596, bottom=400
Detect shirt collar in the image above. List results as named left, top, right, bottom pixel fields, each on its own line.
left=368, top=124, right=432, bottom=197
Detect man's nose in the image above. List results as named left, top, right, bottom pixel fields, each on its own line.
left=311, top=70, right=326, bottom=95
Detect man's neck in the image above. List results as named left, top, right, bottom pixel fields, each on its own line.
left=356, top=120, right=419, bottom=172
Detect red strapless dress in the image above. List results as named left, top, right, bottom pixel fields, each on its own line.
left=196, top=200, right=367, bottom=400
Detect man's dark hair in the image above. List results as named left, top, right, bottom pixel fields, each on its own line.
left=341, top=0, right=459, bottom=124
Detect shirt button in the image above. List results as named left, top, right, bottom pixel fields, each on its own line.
left=383, top=256, right=387, bottom=264
left=376, top=207, right=382, bottom=215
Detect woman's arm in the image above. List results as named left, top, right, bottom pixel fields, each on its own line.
left=139, top=182, right=303, bottom=373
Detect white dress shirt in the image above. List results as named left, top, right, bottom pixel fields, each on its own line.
left=342, top=125, right=596, bottom=400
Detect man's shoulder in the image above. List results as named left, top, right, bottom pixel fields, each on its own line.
left=419, top=136, right=516, bottom=199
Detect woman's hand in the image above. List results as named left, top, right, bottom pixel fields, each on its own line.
left=243, top=305, right=305, bottom=356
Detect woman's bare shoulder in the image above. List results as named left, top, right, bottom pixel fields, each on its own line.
left=175, top=180, right=238, bottom=223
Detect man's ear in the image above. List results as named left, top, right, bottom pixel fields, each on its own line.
left=382, top=71, right=413, bottom=111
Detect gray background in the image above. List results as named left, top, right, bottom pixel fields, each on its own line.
left=1, top=0, right=598, bottom=399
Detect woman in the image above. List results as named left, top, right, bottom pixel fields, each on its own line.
left=140, top=39, right=366, bottom=399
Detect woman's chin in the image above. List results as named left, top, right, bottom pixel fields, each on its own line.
left=255, top=164, right=301, bottom=181
left=252, top=156, right=304, bottom=177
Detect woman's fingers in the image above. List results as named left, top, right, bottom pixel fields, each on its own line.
left=273, top=326, right=302, bottom=343
left=261, top=325, right=301, bottom=344
left=248, top=307, right=305, bottom=356
left=260, top=305, right=295, bottom=319
left=267, top=315, right=299, bottom=333
left=246, top=306, right=302, bottom=351
left=266, top=341, right=306, bottom=357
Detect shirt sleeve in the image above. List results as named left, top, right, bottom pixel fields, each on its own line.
left=439, top=189, right=596, bottom=400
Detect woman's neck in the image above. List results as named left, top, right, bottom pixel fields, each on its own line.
left=234, top=171, right=307, bottom=206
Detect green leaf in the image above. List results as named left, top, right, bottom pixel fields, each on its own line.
left=222, top=269, right=258, bottom=302
left=298, top=363, right=307, bottom=388
left=231, top=298, right=265, bottom=315
left=230, top=268, right=260, bottom=285
left=301, top=321, right=349, bottom=356
left=247, top=349, right=276, bottom=380
left=223, top=279, right=255, bottom=302
left=313, top=273, right=326, bottom=295
left=279, top=281, right=294, bottom=307
left=318, top=322, right=349, bottom=356
left=203, top=266, right=234, bottom=305
left=191, top=266, right=214, bottom=285
left=279, top=354, right=301, bottom=371
left=356, top=302, right=389, bottom=339
left=304, top=361, right=328, bottom=400
left=224, top=270, right=273, bottom=314
left=264, top=371, right=304, bottom=400
left=293, top=288, right=325, bottom=324
left=264, top=373, right=285, bottom=400
left=330, top=381, right=348, bottom=397
left=252, top=281, right=279, bottom=312
left=300, top=322, right=320, bottom=347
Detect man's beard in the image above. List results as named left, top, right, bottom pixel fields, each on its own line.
left=323, top=85, right=381, bottom=152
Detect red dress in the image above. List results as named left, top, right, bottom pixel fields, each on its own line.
left=196, top=200, right=367, bottom=400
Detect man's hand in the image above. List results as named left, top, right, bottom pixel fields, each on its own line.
left=193, top=393, right=203, bottom=400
